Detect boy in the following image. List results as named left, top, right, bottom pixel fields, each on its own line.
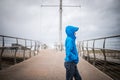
left=64, top=25, right=82, bottom=80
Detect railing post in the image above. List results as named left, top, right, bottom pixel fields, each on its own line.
left=82, top=41, right=85, bottom=58
left=92, top=40, right=96, bottom=66
left=102, top=38, right=107, bottom=71
left=37, top=42, right=40, bottom=55
left=14, top=38, right=18, bottom=64
left=79, top=42, right=81, bottom=56
left=34, top=41, right=36, bottom=56
left=36, top=42, right=38, bottom=55
left=23, top=40, right=26, bottom=60
left=29, top=40, right=32, bottom=58
left=86, top=41, right=90, bottom=62
left=0, top=36, right=5, bottom=70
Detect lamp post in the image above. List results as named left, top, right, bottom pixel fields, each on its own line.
left=41, top=0, right=81, bottom=51
left=59, top=0, right=62, bottom=51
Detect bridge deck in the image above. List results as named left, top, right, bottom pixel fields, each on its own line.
left=0, top=49, right=113, bottom=80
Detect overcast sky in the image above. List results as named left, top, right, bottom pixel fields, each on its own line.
left=0, top=0, right=120, bottom=45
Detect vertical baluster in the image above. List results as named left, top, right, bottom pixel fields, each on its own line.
left=82, top=41, right=85, bottom=58
left=79, top=42, right=81, bottom=56
left=102, top=38, right=107, bottom=71
left=92, top=40, right=96, bottom=66
left=86, top=41, right=90, bottom=61
left=37, top=42, right=40, bottom=55
left=34, top=41, right=36, bottom=56
left=29, top=40, right=32, bottom=58
left=14, top=38, right=18, bottom=64
left=23, top=40, right=26, bottom=60
left=0, top=36, right=4, bottom=70
left=36, top=42, right=38, bottom=55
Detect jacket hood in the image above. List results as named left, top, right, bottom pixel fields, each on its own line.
left=65, top=25, right=79, bottom=39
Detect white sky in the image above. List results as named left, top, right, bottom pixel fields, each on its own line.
left=0, top=0, right=120, bottom=46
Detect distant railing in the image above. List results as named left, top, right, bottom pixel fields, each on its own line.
left=0, top=35, right=41, bottom=70
left=78, top=35, right=120, bottom=80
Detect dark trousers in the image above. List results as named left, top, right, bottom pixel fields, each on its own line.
left=64, top=62, right=82, bottom=80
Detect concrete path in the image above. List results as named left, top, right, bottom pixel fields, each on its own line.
left=0, top=49, right=113, bottom=80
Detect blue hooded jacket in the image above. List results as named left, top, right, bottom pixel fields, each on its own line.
left=65, top=25, right=79, bottom=64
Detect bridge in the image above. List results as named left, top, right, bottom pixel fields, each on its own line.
left=0, top=49, right=113, bottom=80
left=0, top=35, right=120, bottom=80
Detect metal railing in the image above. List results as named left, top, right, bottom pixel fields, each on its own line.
left=0, top=35, right=41, bottom=70
left=78, top=35, right=120, bottom=80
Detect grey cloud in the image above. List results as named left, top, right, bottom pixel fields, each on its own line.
left=0, top=0, right=120, bottom=44
left=76, top=0, right=120, bottom=40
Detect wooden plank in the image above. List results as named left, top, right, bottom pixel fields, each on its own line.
left=0, top=49, right=113, bottom=80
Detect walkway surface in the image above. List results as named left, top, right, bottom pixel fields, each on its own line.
left=0, top=49, right=113, bottom=80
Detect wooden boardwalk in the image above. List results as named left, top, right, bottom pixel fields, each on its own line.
left=0, top=49, right=113, bottom=80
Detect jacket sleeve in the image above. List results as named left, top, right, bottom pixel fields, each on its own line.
left=66, top=39, right=76, bottom=61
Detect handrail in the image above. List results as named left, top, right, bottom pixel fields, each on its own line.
left=0, top=35, right=41, bottom=70
left=78, top=35, right=120, bottom=80
left=83, top=47, right=120, bottom=51
left=78, top=35, right=120, bottom=61
left=83, top=35, right=120, bottom=41
left=0, top=35, right=38, bottom=41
